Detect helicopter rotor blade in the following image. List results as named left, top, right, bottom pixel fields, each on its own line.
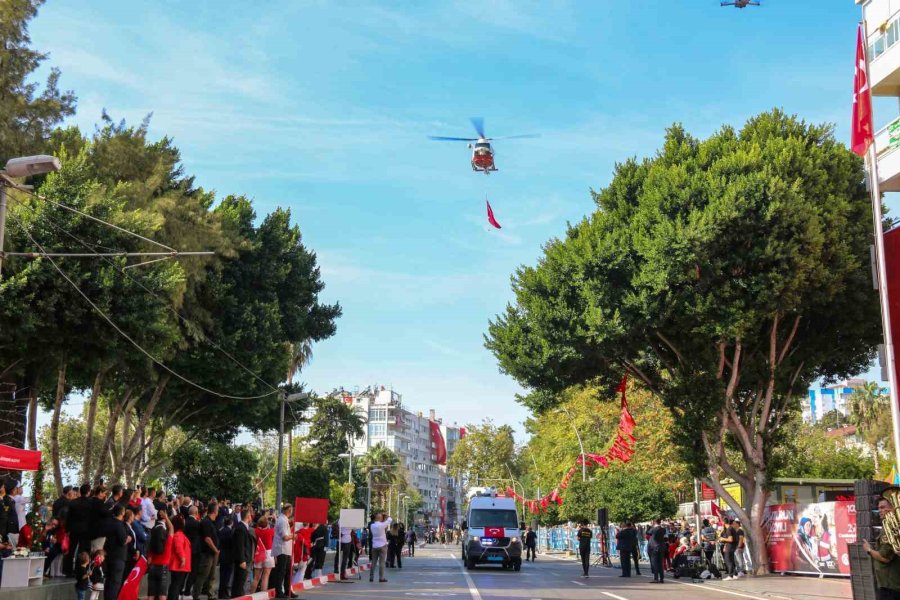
left=491, top=134, right=541, bottom=140
left=470, top=117, right=486, bottom=139
left=428, top=136, right=479, bottom=142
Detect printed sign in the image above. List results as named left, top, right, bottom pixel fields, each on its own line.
left=762, top=501, right=855, bottom=576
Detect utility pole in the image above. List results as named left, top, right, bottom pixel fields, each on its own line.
left=275, top=390, right=286, bottom=510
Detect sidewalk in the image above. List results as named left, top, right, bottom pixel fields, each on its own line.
left=538, top=551, right=851, bottom=600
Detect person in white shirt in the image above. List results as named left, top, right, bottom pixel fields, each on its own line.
left=271, top=505, right=295, bottom=599
left=140, top=488, right=156, bottom=529
left=10, top=487, right=27, bottom=547
left=334, top=527, right=352, bottom=580
left=368, top=513, right=392, bottom=583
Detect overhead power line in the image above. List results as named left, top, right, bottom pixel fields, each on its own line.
left=6, top=206, right=279, bottom=401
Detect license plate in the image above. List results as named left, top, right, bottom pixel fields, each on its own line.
left=486, top=556, right=504, bottom=562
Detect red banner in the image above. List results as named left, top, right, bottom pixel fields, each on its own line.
left=0, top=444, right=41, bottom=471
left=117, top=555, right=147, bottom=600
left=430, top=421, right=447, bottom=465
left=701, top=483, right=717, bottom=500
left=763, top=501, right=854, bottom=576
left=294, top=497, right=329, bottom=525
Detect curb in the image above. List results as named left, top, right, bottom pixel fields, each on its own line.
left=291, top=563, right=372, bottom=591
left=233, top=591, right=276, bottom=600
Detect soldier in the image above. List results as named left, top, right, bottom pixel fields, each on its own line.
left=576, top=520, right=593, bottom=578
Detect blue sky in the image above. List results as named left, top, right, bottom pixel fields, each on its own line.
left=29, top=1, right=878, bottom=437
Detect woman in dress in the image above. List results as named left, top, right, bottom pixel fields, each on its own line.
left=251, top=515, right=275, bottom=593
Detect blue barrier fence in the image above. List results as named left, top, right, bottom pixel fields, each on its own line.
left=536, top=526, right=650, bottom=559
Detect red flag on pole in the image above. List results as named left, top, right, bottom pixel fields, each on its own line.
left=486, top=200, right=502, bottom=229
left=852, top=24, right=874, bottom=157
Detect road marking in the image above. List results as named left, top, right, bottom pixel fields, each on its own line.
left=668, top=580, right=768, bottom=600
left=602, top=593, right=629, bottom=600
left=571, top=580, right=586, bottom=586
left=448, top=553, right=483, bottom=600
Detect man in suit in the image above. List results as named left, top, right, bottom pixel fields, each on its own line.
left=615, top=522, right=639, bottom=577
left=231, top=507, right=256, bottom=598
left=103, top=504, right=132, bottom=600
left=648, top=519, right=668, bottom=583
left=217, top=516, right=235, bottom=599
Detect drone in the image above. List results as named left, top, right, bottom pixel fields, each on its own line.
left=721, top=0, right=759, bottom=7
left=428, top=118, right=538, bottom=175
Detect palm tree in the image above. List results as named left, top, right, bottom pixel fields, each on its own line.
left=849, top=381, right=888, bottom=473
left=359, top=443, right=403, bottom=510
left=285, top=339, right=314, bottom=469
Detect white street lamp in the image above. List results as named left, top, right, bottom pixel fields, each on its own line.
left=556, top=407, right=586, bottom=482
left=0, top=155, right=61, bottom=278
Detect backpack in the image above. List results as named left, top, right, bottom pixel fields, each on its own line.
left=149, top=522, right=168, bottom=555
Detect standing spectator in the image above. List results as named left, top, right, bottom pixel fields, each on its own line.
left=648, top=519, right=667, bottom=584
left=10, top=485, right=26, bottom=548
left=90, top=485, right=111, bottom=552
left=75, top=551, right=91, bottom=600
left=123, top=509, right=139, bottom=577
left=576, top=520, right=592, bottom=578
left=131, top=506, right=148, bottom=557
left=89, top=549, right=106, bottom=600
left=700, top=519, right=716, bottom=564
left=396, top=523, right=405, bottom=568
left=616, top=522, right=638, bottom=578
left=42, top=518, right=62, bottom=576
left=524, top=526, right=536, bottom=562
left=251, top=516, right=274, bottom=594
left=310, top=521, right=327, bottom=579
left=182, top=507, right=202, bottom=597
left=335, top=525, right=352, bottom=580
left=69, top=485, right=94, bottom=564
left=147, top=511, right=174, bottom=600
left=231, top=508, right=255, bottom=598
left=217, top=516, right=235, bottom=599
left=167, top=516, right=191, bottom=600
left=720, top=518, right=737, bottom=580
left=192, top=503, right=220, bottom=600
left=106, top=485, right=125, bottom=511
left=270, top=505, right=295, bottom=599
left=52, top=486, right=72, bottom=521
left=368, top=513, right=391, bottom=583
left=102, top=504, right=131, bottom=600
left=733, top=519, right=748, bottom=575
left=141, top=489, right=157, bottom=530
left=153, top=491, right=168, bottom=515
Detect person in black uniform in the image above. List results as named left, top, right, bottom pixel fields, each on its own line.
left=576, top=520, right=593, bottom=578
left=103, top=504, right=131, bottom=600
left=615, top=522, right=638, bottom=577
left=648, top=519, right=668, bottom=583
left=524, top=526, right=537, bottom=562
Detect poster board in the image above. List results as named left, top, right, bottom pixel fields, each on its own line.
left=340, top=508, right=365, bottom=529
left=294, top=497, right=329, bottom=525
left=763, top=500, right=855, bottom=577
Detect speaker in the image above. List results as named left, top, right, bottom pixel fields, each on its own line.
left=597, top=508, right=608, bottom=529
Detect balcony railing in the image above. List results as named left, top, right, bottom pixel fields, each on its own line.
left=869, top=12, right=900, bottom=63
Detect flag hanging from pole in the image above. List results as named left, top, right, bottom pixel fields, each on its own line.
left=486, top=200, right=502, bottom=229
left=852, top=24, right=874, bottom=157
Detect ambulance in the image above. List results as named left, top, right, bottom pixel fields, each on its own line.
left=461, top=487, right=523, bottom=571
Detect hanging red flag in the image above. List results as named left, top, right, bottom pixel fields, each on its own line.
left=852, top=24, right=874, bottom=157
left=486, top=200, right=502, bottom=229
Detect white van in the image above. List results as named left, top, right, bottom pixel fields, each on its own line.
left=461, top=488, right=523, bottom=571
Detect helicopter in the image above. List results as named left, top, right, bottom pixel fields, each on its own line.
left=721, top=0, right=759, bottom=7
left=429, top=118, right=537, bottom=174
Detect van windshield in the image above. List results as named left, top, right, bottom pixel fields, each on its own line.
left=469, top=509, right=518, bottom=528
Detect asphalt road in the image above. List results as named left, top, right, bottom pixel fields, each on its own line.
left=298, top=544, right=803, bottom=600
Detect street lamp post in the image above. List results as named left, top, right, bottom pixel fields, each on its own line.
left=558, top=407, right=586, bottom=482
left=505, top=464, right=526, bottom=524
left=0, top=155, right=61, bottom=279
left=338, top=450, right=354, bottom=484
left=276, top=392, right=310, bottom=511
left=526, top=446, right=541, bottom=500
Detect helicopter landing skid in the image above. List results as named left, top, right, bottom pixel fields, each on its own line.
left=473, top=165, right=498, bottom=174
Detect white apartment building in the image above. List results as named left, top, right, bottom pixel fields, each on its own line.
left=299, top=386, right=464, bottom=527
left=859, top=0, right=900, bottom=189
left=803, top=378, right=866, bottom=424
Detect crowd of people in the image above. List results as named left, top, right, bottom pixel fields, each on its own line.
left=0, top=482, right=424, bottom=600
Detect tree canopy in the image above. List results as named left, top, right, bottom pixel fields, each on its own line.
left=486, top=110, right=880, bottom=572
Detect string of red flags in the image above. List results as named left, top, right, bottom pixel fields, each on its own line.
left=505, top=375, right=637, bottom=514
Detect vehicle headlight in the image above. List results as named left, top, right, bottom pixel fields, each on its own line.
left=472, top=536, right=480, bottom=543
left=511, top=536, right=519, bottom=543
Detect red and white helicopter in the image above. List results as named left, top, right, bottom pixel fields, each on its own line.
left=429, top=118, right=537, bottom=174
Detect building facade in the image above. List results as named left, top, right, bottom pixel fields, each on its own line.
left=300, top=386, right=464, bottom=527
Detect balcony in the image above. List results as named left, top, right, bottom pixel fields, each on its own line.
left=868, top=13, right=900, bottom=96
left=875, top=116, right=900, bottom=191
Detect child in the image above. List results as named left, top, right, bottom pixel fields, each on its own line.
left=74, top=552, right=90, bottom=600
left=88, top=549, right=105, bottom=600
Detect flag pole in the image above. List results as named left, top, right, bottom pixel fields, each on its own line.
left=861, top=21, right=900, bottom=476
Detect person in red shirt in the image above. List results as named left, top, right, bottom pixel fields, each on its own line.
left=147, top=511, right=174, bottom=600
left=166, top=516, right=191, bottom=600
left=251, top=516, right=275, bottom=593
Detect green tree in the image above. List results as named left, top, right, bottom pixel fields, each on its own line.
left=849, top=381, right=888, bottom=474
left=486, top=110, right=880, bottom=573
left=816, top=409, right=849, bottom=431
left=302, top=397, right=365, bottom=471
left=448, top=419, right=517, bottom=490
left=283, top=451, right=330, bottom=502
left=328, top=480, right=355, bottom=521
left=358, top=443, right=404, bottom=512
left=594, top=468, right=677, bottom=524
left=170, top=440, right=258, bottom=502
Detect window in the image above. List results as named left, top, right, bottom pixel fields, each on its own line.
left=469, top=509, right=519, bottom=528
left=782, top=486, right=799, bottom=504
left=368, top=423, right=386, bottom=438
left=369, top=408, right=388, bottom=422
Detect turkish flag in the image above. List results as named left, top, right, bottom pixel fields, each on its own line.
left=117, top=556, right=147, bottom=600
left=486, top=200, right=502, bottom=229
left=852, top=24, right=874, bottom=157
left=484, top=527, right=506, bottom=537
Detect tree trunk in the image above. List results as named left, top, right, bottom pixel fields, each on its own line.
left=50, top=362, right=67, bottom=494
left=25, top=372, right=39, bottom=451
left=82, top=369, right=107, bottom=482
left=874, top=442, right=881, bottom=476
left=94, top=388, right=129, bottom=486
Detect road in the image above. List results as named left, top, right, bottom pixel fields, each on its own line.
left=300, top=545, right=815, bottom=600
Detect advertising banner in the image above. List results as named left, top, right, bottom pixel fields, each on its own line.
left=762, top=501, right=855, bottom=576
left=294, top=497, right=329, bottom=525
left=0, top=444, right=41, bottom=471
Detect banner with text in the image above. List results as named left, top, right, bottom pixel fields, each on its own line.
left=762, top=501, right=855, bottom=576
